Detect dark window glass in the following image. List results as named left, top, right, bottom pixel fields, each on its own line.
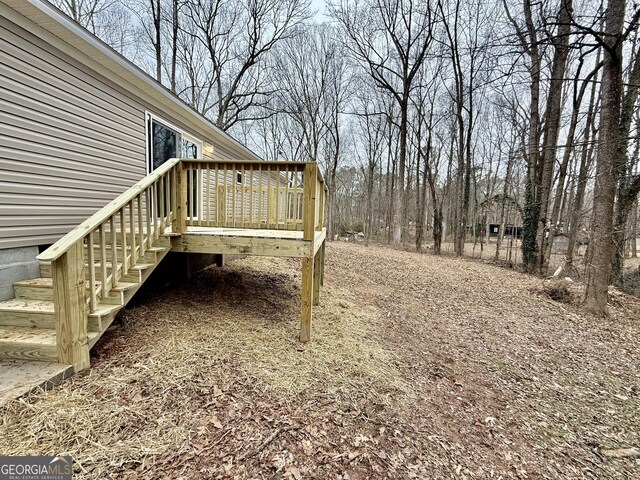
left=151, top=120, right=179, bottom=170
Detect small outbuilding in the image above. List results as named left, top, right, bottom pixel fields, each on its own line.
left=551, top=233, right=570, bottom=254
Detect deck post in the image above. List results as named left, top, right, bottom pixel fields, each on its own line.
left=300, top=163, right=318, bottom=342
left=173, top=162, right=188, bottom=234
left=301, top=256, right=314, bottom=342
left=52, top=241, right=89, bottom=371
left=313, top=246, right=322, bottom=306
left=320, top=240, right=325, bottom=286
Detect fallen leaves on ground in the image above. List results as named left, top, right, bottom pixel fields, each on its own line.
left=1, top=242, right=639, bottom=479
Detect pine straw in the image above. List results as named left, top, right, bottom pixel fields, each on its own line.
left=0, top=255, right=410, bottom=475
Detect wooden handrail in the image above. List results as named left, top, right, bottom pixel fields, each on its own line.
left=180, top=158, right=325, bottom=184
left=181, top=158, right=309, bottom=168
left=37, top=158, right=181, bottom=262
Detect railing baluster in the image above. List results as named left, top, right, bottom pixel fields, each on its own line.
left=284, top=169, right=290, bottom=230
left=232, top=163, right=237, bottom=228
left=120, top=208, right=128, bottom=276
left=249, top=164, right=254, bottom=228
left=187, top=165, right=193, bottom=223
left=153, top=180, right=160, bottom=240
left=275, top=166, right=281, bottom=229
left=214, top=164, right=220, bottom=226
left=240, top=166, right=245, bottom=227
left=145, top=188, right=152, bottom=250
left=258, top=164, right=263, bottom=227
left=165, top=171, right=171, bottom=228
left=206, top=163, right=211, bottom=226
left=87, top=231, right=96, bottom=312
left=294, top=172, right=300, bottom=229
left=223, top=163, right=228, bottom=228
left=137, top=195, right=145, bottom=257
left=129, top=201, right=136, bottom=265
left=99, top=223, right=107, bottom=297
left=159, top=177, right=166, bottom=230
left=110, top=216, right=119, bottom=283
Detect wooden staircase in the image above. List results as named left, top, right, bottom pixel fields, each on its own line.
left=0, top=238, right=172, bottom=363
left=0, top=158, right=185, bottom=371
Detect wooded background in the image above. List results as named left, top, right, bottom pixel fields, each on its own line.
left=53, top=0, right=640, bottom=313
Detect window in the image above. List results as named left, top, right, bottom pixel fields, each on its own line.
left=146, top=113, right=202, bottom=172
left=146, top=113, right=203, bottom=218
left=236, top=171, right=243, bottom=185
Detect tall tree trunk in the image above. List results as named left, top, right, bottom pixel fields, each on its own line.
left=545, top=51, right=599, bottom=268
left=365, top=164, right=375, bottom=246
left=584, top=0, right=625, bottom=315
left=152, top=0, right=162, bottom=83
left=521, top=0, right=542, bottom=272
left=393, top=94, right=409, bottom=244
left=631, top=200, right=638, bottom=258
left=536, top=0, right=572, bottom=273
left=565, top=62, right=600, bottom=271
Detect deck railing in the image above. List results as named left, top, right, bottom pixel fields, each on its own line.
left=36, top=158, right=325, bottom=369
left=181, top=159, right=324, bottom=232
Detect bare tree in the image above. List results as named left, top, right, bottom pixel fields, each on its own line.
left=583, top=0, right=627, bottom=314
left=183, top=0, right=310, bottom=130
left=330, top=0, right=436, bottom=244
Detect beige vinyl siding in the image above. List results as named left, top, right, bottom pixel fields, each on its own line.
left=0, top=10, right=258, bottom=250
left=0, top=16, right=145, bottom=249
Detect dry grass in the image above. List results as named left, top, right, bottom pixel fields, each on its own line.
left=0, top=255, right=410, bottom=477
left=1, top=243, right=639, bottom=479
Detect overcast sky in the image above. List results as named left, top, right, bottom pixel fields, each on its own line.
left=310, top=0, right=328, bottom=22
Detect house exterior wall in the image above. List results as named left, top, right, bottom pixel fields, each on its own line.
left=0, top=12, right=252, bottom=252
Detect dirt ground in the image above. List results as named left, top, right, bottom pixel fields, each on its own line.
left=1, top=242, right=639, bottom=479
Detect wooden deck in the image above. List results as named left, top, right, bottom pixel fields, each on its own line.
left=0, top=159, right=327, bottom=371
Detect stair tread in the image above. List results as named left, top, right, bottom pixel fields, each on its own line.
left=86, top=245, right=166, bottom=252
left=131, top=263, right=154, bottom=270
left=89, top=303, right=121, bottom=317
left=0, top=326, right=99, bottom=345
left=0, top=299, right=54, bottom=314
left=0, top=326, right=56, bottom=346
left=112, top=282, right=139, bottom=292
left=88, top=261, right=153, bottom=269
left=13, top=277, right=53, bottom=288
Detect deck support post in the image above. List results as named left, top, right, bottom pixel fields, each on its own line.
left=320, top=240, right=325, bottom=286
left=52, top=242, right=89, bottom=371
left=300, top=163, right=318, bottom=342
left=300, top=255, right=314, bottom=342
left=313, top=246, right=322, bottom=306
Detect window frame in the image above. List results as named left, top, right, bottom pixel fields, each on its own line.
left=145, top=111, right=203, bottom=175
left=145, top=112, right=204, bottom=220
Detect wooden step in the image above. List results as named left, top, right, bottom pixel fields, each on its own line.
left=13, top=277, right=53, bottom=300
left=0, top=326, right=57, bottom=362
left=85, top=261, right=153, bottom=283
left=112, top=282, right=139, bottom=293
left=0, top=326, right=100, bottom=362
left=0, top=299, right=54, bottom=329
left=14, top=278, right=102, bottom=302
left=88, top=303, right=122, bottom=332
